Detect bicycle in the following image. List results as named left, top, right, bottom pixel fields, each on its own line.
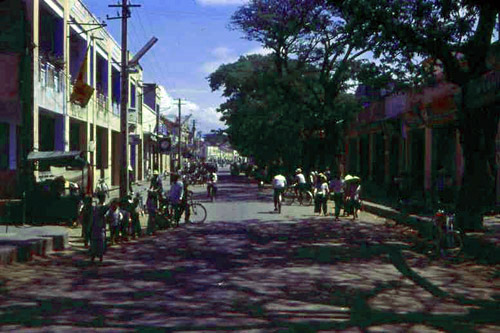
left=430, top=208, right=463, bottom=258
left=282, top=184, right=313, bottom=206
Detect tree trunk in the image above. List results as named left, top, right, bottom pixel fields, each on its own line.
left=455, top=105, right=498, bottom=231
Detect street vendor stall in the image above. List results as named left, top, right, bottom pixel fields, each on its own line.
left=25, top=151, right=89, bottom=225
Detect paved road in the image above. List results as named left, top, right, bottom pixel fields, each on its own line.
left=0, top=169, right=498, bottom=331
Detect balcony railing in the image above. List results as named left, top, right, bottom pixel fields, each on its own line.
left=38, top=57, right=65, bottom=114
left=112, top=101, right=120, bottom=117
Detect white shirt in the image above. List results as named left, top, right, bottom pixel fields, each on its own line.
left=207, top=173, right=218, bottom=184
left=295, top=173, right=306, bottom=184
left=272, top=175, right=287, bottom=189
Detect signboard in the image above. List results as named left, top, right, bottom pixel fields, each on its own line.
left=159, top=138, right=171, bottom=153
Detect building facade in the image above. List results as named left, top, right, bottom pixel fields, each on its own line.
left=0, top=0, right=163, bottom=198
left=345, top=52, right=499, bottom=210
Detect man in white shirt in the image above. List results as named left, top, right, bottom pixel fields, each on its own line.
left=207, top=171, right=218, bottom=199
left=272, top=173, right=287, bottom=212
left=294, top=168, right=307, bottom=199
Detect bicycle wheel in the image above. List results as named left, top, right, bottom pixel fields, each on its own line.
left=445, top=231, right=463, bottom=255
left=301, top=191, right=313, bottom=206
left=283, top=191, right=294, bottom=205
left=190, top=202, right=207, bottom=223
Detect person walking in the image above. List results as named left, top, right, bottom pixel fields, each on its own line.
left=130, top=196, right=142, bottom=238
left=329, top=173, right=344, bottom=221
left=105, top=199, right=121, bottom=246
left=146, top=190, right=158, bottom=236
left=313, top=174, right=329, bottom=216
left=90, top=202, right=107, bottom=262
left=207, top=170, right=218, bottom=200
left=119, top=197, right=131, bottom=242
left=95, top=178, right=109, bottom=205
left=169, top=173, right=184, bottom=227
left=81, top=195, right=93, bottom=247
left=346, top=177, right=361, bottom=220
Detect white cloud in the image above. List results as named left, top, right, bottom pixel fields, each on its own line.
left=200, top=45, right=272, bottom=74
left=157, top=85, right=225, bottom=133
left=196, top=0, right=247, bottom=6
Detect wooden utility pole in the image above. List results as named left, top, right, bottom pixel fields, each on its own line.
left=177, top=98, right=182, bottom=171
left=156, top=103, right=160, bottom=171
left=108, top=1, right=140, bottom=198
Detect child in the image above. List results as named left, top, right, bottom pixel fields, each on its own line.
left=105, top=199, right=122, bottom=245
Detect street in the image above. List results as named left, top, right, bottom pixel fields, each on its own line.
left=0, top=169, right=498, bottom=332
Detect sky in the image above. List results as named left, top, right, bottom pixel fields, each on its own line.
left=84, top=0, right=267, bottom=134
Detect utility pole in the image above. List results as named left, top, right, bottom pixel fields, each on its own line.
left=156, top=103, right=160, bottom=171
left=108, top=1, right=140, bottom=199
left=177, top=98, right=182, bottom=171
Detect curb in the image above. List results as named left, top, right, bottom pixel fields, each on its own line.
left=363, top=200, right=500, bottom=264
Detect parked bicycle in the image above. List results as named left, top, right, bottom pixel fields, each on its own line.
left=282, top=184, right=313, bottom=206
left=430, top=208, right=463, bottom=258
left=157, top=191, right=207, bottom=227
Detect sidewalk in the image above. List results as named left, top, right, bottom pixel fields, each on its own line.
left=0, top=178, right=168, bottom=265
left=362, top=199, right=500, bottom=264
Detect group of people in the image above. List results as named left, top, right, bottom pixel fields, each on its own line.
left=273, top=168, right=362, bottom=221
left=80, top=191, right=143, bottom=263
left=82, top=166, right=219, bottom=263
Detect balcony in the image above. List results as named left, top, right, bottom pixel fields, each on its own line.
left=37, top=57, right=65, bottom=114
left=112, top=101, right=120, bottom=117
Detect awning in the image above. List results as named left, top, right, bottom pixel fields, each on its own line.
left=27, top=151, right=87, bottom=168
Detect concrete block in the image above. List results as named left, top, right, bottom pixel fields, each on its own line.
left=0, top=246, right=17, bottom=265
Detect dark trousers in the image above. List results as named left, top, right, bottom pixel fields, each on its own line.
left=332, top=193, right=343, bottom=218
left=314, top=195, right=327, bottom=215
left=131, top=212, right=141, bottom=237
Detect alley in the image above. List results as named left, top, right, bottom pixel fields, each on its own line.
left=0, top=171, right=499, bottom=332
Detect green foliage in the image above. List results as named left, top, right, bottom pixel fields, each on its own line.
left=208, top=54, right=360, bottom=170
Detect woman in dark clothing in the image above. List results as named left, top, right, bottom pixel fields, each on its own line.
left=90, top=203, right=107, bottom=262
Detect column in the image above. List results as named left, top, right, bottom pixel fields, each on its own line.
left=455, top=129, right=463, bottom=187
left=63, top=0, right=70, bottom=151
left=384, top=134, right=390, bottom=185
left=32, top=0, right=39, bottom=152
left=9, top=123, right=16, bottom=170
left=368, top=133, right=374, bottom=181
left=424, top=127, right=432, bottom=191
left=54, top=116, right=65, bottom=150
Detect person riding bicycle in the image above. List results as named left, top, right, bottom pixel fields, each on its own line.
left=95, top=178, right=109, bottom=205
left=149, top=169, right=163, bottom=193
left=294, top=168, right=307, bottom=199
left=207, top=171, right=218, bottom=199
left=272, top=173, right=287, bottom=212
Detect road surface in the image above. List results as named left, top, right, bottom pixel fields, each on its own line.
left=0, top=168, right=498, bottom=331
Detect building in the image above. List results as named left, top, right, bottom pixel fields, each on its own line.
left=344, top=47, right=499, bottom=209
left=0, top=0, right=162, bottom=198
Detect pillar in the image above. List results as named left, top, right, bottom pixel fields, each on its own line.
left=32, top=0, right=39, bottom=152
left=455, top=129, right=463, bottom=187
left=424, top=127, right=432, bottom=191
left=368, top=133, right=374, bottom=181
left=54, top=116, right=65, bottom=150
left=384, top=134, right=390, bottom=185
left=9, top=123, right=16, bottom=170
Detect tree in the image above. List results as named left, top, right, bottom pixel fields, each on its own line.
left=342, top=0, right=499, bottom=230
left=219, top=0, right=385, bottom=171
left=208, top=53, right=361, bottom=172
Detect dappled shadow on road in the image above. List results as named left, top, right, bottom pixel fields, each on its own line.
left=0, top=215, right=498, bottom=331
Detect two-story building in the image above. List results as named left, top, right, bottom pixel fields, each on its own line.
left=0, top=0, right=163, bottom=198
